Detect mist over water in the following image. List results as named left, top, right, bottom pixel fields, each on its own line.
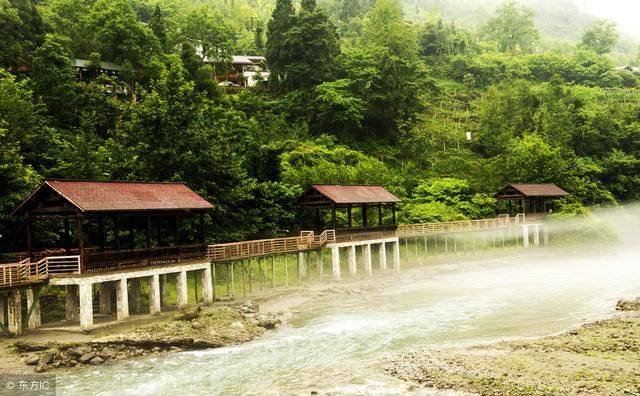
left=58, top=208, right=640, bottom=395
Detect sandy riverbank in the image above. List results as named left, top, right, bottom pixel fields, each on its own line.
left=386, top=299, right=640, bottom=396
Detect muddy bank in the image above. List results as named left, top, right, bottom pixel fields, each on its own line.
left=386, top=299, right=640, bottom=396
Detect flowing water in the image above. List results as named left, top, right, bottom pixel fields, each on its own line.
left=58, top=245, right=640, bottom=395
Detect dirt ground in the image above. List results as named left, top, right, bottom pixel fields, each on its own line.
left=387, top=307, right=640, bottom=396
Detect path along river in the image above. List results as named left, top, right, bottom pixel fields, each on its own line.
left=58, top=243, right=640, bottom=395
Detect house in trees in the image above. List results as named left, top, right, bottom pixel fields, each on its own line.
left=496, top=183, right=569, bottom=219
left=215, top=56, right=270, bottom=87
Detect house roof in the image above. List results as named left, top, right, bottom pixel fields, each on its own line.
left=298, top=184, right=402, bottom=207
left=232, top=55, right=266, bottom=65
left=12, top=180, right=214, bottom=215
left=74, top=59, right=122, bottom=72
left=497, top=183, right=569, bottom=198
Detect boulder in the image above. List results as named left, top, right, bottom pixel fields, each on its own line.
left=256, top=314, right=281, bottom=330
left=34, top=363, right=48, bottom=373
left=616, top=298, right=640, bottom=311
left=230, top=321, right=245, bottom=330
left=191, top=321, right=204, bottom=330
left=89, top=356, right=105, bottom=365
left=24, top=356, right=40, bottom=365
left=41, top=353, right=54, bottom=365
left=175, top=307, right=202, bottom=321
left=79, top=352, right=96, bottom=364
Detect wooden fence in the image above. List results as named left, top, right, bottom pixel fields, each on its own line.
left=397, top=215, right=524, bottom=238
left=0, top=256, right=80, bottom=288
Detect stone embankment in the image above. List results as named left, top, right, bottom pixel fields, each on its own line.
left=15, top=301, right=282, bottom=373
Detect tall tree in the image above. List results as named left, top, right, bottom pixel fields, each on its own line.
left=482, top=0, right=539, bottom=53
left=0, top=0, right=45, bottom=68
left=580, top=20, right=618, bottom=55
left=266, top=0, right=295, bottom=83
left=150, top=4, right=167, bottom=50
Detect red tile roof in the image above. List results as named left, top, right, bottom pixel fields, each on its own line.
left=502, top=183, right=569, bottom=198
left=305, top=184, right=402, bottom=205
left=16, top=180, right=214, bottom=214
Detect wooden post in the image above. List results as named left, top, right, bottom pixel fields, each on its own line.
left=391, top=203, right=396, bottom=225
left=331, top=205, right=337, bottom=230
left=26, top=216, right=33, bottom=259
left=64, top=218, right=71, bottom=254
left=146, top=216, right=152, bottom=249
left=114, top=217, right=120, bottom=250
left=378, top=203, right=382, bottom=226
left=156, top=217, right=162, bottom=247
left=315, top=208, right=321, bottom=231
left=200, top=213, right=205, bottom=244
left=362, top=205, right=368, bottom=227
left=98, top=218, right=104, bottom=251
left=77, top=216, right=85, bottom=273
left=175, top=215, right=181, bottom=246
left=347, top=206, right=352, bottom=228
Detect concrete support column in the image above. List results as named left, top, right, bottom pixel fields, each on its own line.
left=543, top=225, right=549, bottom=246
left=176, top=271, right=188, bottom=307
left=363, top=244, right=372, bottom=276
left=201, top=266, right=213, bottom=304
left=149, top=274, right=161, bottom=315
left=522, top=225, right=530, bottom=248
left=160, top=274, right=168, bottom=307
left=8, top=289, right=22, bottom=336
left=99, top=282, right=113, bottom=314
left=116, top=278, right=129, bottom=320
left=0, top=295, right=5, bottom=327
left=129, top=278, right=141, bottom=313
left=298, top=252, right=306, bottom=278
left=26, top=287, right=41, bottom=329
left=392, top=240, right=401, bottom=271
left=379, top=242, right=387, bottom=270
left=78, top=283, right=93, bottom=330
left=533, top=224, right=540, bottom=246
left=331, top=247, right=341, bottom=280
left=348, top=245, right=357, bottom=275
left=65, top=285, right=79, bottom=322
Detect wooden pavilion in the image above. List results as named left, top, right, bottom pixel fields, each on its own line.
left=496, top=183, right=569, bottom=215
left=296, top=184, right=401, bottom=235
left=11, top=180, right=214, bottom=273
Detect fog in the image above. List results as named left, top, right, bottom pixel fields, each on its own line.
left=578, top=0, right=640, bottom=39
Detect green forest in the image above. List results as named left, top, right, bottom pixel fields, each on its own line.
left=1, top=0, right=639, bottom=252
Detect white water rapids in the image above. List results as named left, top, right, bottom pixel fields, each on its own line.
left=57, top=241, right=640, bottom=395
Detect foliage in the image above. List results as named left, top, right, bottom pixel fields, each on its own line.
left=481, top=0, right=539, bottom=53
left=580, top=20, right=618, bottom=55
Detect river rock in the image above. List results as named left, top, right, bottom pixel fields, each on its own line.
left=79, top=352, right=96, bottom=364
left=34, top=363, right=48, bottom=373
left=170, top=346, right=183, bottom=352
left=191, top=321, right=204, bottom=330
left=151, top=347, right=161, bottom=352
left=89, top=356, right=105, bottom=365
left=41, top=353, right=55, bottom=365
left=24, top=355, right=40, bottom=365
left=69, top=347, right=90, bottom=358
left=616, top=298, right=640, bottom=311
left=230, top=321, right=245, bottom=330
left=175, top=306, right=202, bottom=321
left=256, top=315, right=280, bottom=329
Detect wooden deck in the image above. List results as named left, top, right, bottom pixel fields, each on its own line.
left=396, top=214, right=526, bottom=238
left=0, top=256, right=80, bottom=288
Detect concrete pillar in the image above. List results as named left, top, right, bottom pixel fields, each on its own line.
left=317, top=250, right=324, bottom=279
left=149, top=274, right=161, bottom=315
left=201, top=266, right=213, bottom=304
left=129, top=278, right=141, bottom=313
left=393, top=240, right=401, bottom=271
left=379, top=242, right=387, bottom=270
left=176, top=271, right=188, bottom=307
left=533, top=224, right=540, bottom=246
left=79, top=283, right=93, bottom=330
left=160, top=274, right=168, bottom=307
left=65, top=285, right=79, bottom=322
left=298, top=252, right=306, bottom=278
left=7, top=289, right=22, bottom=336
left=331, top=247, right=341, bottom=280
left=522, top=225, right=530, bottom=248
left=543, top=225, right=549, bottom=246
left=116, top=278, right=129, bottom=320
left=363, top=244, right=372, bottom=276
left=348, top=245, right=357, bottom=275
left=0, top=295, right=5, bottom=327
left=99, top=282, right=113, bottom=314
left=26, top=287, right=41, bottom=329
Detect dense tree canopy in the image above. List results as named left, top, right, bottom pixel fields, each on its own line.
left=0, top=0, right=639, bottom=253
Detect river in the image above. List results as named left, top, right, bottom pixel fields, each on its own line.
left=57, top=245, right=640, bottom=395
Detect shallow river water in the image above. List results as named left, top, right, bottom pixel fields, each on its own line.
left=58, top=246, right=640, bottom=395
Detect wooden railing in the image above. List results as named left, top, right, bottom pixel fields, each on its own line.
left=397, top=215, right=522, bottom=238
left=207, top=230, right=336, bottom=262
left=0, top=256, right=80, bottom=287
left=83, top=245, right=206, bottom=273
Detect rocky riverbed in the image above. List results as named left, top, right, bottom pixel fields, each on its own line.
left=12, top=301, right=282, bottom=374
left=386, top=298, right=640, bottom=396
